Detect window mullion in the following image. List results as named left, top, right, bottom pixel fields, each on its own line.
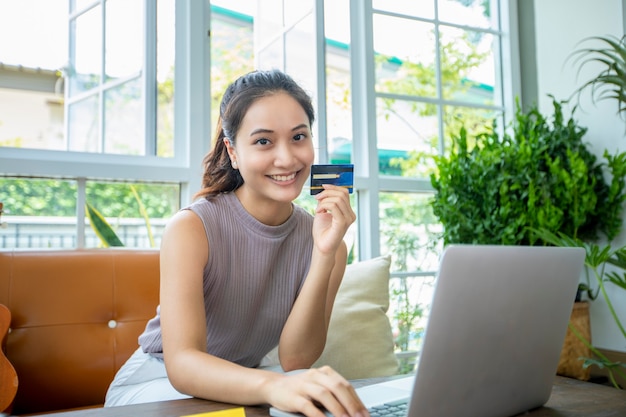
left=174, top=0, right=211, bottom=204
left=314, top=0, right=328, bottom=163
left=350, top=0, right=380, bottom=260
left=433, top=1, right=445, bottom=155
left=144, top=0, right=157, bottom=156
left=99, top=0, right=106, bottom=153
left=76, top=177, right=86, bottom=248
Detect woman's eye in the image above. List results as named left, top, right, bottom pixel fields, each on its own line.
left=255, top=138, right=270, bottom=145
left=293, top=133, right=306, bottom=142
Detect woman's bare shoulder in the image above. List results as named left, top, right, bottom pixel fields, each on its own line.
left=162, top=209, right=208, bottom=258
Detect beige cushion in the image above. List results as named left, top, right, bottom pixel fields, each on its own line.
left=260, top=255, right=399, bottom=379
left=313, top=255, right=398, bottom=379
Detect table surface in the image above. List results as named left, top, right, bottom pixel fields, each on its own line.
left=30, top=376, right=626, bottom=417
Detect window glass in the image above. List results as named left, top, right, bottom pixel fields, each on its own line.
left=388, top=272, right=435, bottom=356
left=103, top=79, right=143, bottom=154
left=438, top=0, right=498, bottom=30
left=67, top=95, right=100, bottom=152
left=209, top=3, right=255, bottom=141
left=442, top=105, right=501, bottom=151
left=285, top=13, right=316, bottom=85
left=0, top=178, right=77, bottom=248
left=256, top=0, right=283, bottom=49
left=0, top=177, right=180, bottom=250
left=373, top=15, right=436, bottom=98
left=325, top=0, right=352, bottom=163
left=257, top=40, right=284, bottom=72
left=255, top=0, right=320, bottom=159
left=84, top=181, right=179, bottom=248
left=0, top=88, right=65, bottom=150
left=73, top=0, right=96, bottom=11
left=284, top=11, right=319, bottom=154
left=0, top=0, right=67, bottom=151
left=70, top=5, right=102, bottom=96
left=0, top=1, right=174, bottom=156
left=0, top=0, right=67, bottom=69
left=0, top=0, right=514, bottom=267
left=376, top=98, right=438, bottom=177
left=157, top=0, right=176, bottom=157
left=105, top=0, right=143, bottom=83
left=380, top=191, right=440, bottom=354
left=372, top=0, right=435, bottom=19
left=439, top=26, right=496, bottom=104
left=379, top=192, right=442, bottom=272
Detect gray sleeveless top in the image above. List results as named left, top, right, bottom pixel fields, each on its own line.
left=139, top=192, right=314, bottom=367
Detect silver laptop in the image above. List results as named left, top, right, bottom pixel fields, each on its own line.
left=270, top=244, right=585, bottom=417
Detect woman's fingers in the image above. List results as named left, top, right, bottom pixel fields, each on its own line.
left=311, top=367, right=366, bottom=417
left=314, top=185, right=356, bottom=223
left=267, top=367, right=369, bottom=417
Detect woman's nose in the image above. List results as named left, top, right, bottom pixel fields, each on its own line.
left=274, top=143, right=297, bottom=167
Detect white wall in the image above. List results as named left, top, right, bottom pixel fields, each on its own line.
left=533, top=0, right=626, bottom=352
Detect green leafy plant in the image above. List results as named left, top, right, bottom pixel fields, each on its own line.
left=85, top=203, right=124, bottom=247
left=86, top=184, right=156, bottom=248
left=390, top=273, right=425, bottom=374
left=430, top=97, right=626, bottom=247
left=569, top=35, right=626, bottom=120
left=532, top=228, right=626, bottom=389
left=391, top=280, right=424, bottom=352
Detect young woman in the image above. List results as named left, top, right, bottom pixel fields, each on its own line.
left=105, top=69, right=367, bottom=417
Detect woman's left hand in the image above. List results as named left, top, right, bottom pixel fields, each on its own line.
left=312, top=184, right=356, bottom=255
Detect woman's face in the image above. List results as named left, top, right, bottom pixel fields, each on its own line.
left=226, top=92, right=315, bottom=205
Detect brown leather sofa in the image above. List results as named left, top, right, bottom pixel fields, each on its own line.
left=0, top=249, right=160, bottom=415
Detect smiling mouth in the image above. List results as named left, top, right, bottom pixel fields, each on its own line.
left=269, top=172, right=297, bottom=182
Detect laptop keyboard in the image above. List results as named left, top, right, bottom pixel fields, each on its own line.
left=368, top=399, right=409, bottom=417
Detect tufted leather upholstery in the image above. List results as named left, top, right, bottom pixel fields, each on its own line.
left=0, top=249, right=160, bottom=415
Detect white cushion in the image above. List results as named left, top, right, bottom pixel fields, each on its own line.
left=260, top=255, right=398, bottom=379
left=312, top=255, right=398, bottom=379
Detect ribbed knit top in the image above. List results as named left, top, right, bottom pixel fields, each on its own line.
left=138, top=192, right=314, bottom=367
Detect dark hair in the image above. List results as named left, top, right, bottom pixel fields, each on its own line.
left=195, top=70, right=315, bottom=199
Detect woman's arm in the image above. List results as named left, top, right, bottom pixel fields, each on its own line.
left=278, top=184, right=356, bottom=371
left=160, top=210, right=275, bottom=403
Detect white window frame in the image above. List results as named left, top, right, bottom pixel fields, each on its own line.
left=349, top=0, right=521, bottom=260
left=0, top=1, right=210, bottom=205
left=0, top=0, right=520, bottom=257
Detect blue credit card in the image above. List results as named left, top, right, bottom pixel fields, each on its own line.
left=310, top=164, right=354, bottom=195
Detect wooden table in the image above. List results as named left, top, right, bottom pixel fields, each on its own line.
left=29, top=376, right=626, bottom=417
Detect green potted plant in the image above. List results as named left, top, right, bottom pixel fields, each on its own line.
left=430, top=97, right=626, bottom=247
left=429, top=96, right=626, bottom=381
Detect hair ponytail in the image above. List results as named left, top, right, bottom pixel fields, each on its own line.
left=194, top=119, right=243, bottom=199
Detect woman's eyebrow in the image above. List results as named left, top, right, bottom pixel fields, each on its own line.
left=291, top=123, right=309, bottom=131
left=249, top=128, right=273, bottom=136
left=249, top=124, right=309, bottom=137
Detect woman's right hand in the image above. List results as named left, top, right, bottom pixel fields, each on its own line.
left=264, top=366, right=369, bottom=417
